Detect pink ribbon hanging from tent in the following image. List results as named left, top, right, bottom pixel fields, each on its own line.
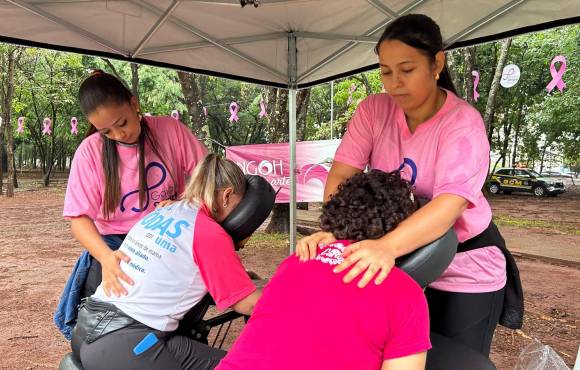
left=16, top=117, right=25, bottom=134
left=347, top=83, right=357, bottom=105
left=42, top=118, right=52, bottom=135
left=259, top=97, right=267, bottom=118
left=472, top=70, right=480, bottom=102
left=546, top=55, right=567, bottom=93
left=229, top=102, right=239, bottom=122
left=171, top=110, right=180, bottom=120
left=203, top=106, right=208, bottom=117
left=70, top=117, right=78, bottom=135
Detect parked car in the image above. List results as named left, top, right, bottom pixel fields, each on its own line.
left=487, top=168, right=566, bottom=197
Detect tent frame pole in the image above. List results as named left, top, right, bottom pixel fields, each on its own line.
left=288, top=33, right=298, bottom=254
left=298, top=0, right=426, bottom=82
left=444, top=0, right=527, bottom=46
left=6, top=0, right=126, bottom=55
left=132, top=0, right=182, bottom=57
left=133, top=0, right=286, bottom=80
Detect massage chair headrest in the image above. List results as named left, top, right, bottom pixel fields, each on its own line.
left=221, top=175, right=276, bottom=242
left=395, top=228, right=458, bottom=288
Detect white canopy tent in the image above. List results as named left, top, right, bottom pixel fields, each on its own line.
left=1, top=0, right=578, bottom=248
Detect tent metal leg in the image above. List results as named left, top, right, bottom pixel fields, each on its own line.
left=288, top=89, right=297, bottom=254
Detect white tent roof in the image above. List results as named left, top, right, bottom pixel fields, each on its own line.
left=1, top=0, right=579, bottom=88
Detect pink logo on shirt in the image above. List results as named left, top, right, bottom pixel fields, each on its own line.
left=316, top=242, right=346, bottom=266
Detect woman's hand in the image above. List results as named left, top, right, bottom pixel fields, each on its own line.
left=333, top=239, right=397, bottom=288
left=295, top=231, right=336, bottom=262
left=101, top=249, right=134, bottom=297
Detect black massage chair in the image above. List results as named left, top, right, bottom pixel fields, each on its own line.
left=59, top=175, right=496, bottom=370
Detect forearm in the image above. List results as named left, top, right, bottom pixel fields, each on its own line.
left=378, top=194, right=468, bottom=258
left=70, top=216, right=113, bottom=263
left=232, top=288, right=262, bottom=316
left=323, top=162, right=362, bottom=202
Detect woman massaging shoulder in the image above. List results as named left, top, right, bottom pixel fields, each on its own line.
left=296, top=14, right=523, bottom=358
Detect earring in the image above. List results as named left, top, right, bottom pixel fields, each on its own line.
left=223, top=203, right=228, bottom=208
left=435, top=73, right=440, bottom=80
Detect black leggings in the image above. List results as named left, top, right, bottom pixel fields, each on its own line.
left=75, top=321, right=226, bottom=370
left=425, top=287, right=505, bottom=357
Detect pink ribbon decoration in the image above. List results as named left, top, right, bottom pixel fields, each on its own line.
left=259, top=97, right=267, bottom=118
left=42, top=118, right=52, bottom=135
left=203, top=106, right=208, bottom=117
left=347, top=83, right=357, bottom=105
left=171, top=110, right=179, bottom=120
left=472, top=70, right=480, bottom=102
left=546, top=55, right=567, bottom=93
left=70, top=117, right=78, bottom=135
left=16, top=117, right=25, bottom=134
left=229, top=102, right=239, bottom=123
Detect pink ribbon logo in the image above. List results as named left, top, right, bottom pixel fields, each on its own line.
left=546, top=55, right=567, bottom=93
left=347, top=83, right=357, bottom=105
left=70, top=117, right=78, bottom=135
left=472, top=70, right=480, bottom=102
left=16, top=117, right=25, bottom=134
left=42, top=118, right=52, bottom=135
left=171, top=110, right=179, bottom=120
left=259, top=97, right=267, bottom=118
left=203, top=106, right=208, bottom=117
left=229, top=102, right=239, bottom=123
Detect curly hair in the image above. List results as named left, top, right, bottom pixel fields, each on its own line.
left=320, top=170, right=416, bottom=241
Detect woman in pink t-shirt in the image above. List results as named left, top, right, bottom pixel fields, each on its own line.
left=297, top=14, right=522, bottom=358
left=59, top=70, right=207, bottom=321
left=218, top=170, right=430, bottom=370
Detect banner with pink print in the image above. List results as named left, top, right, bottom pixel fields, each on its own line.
left=226, top=140, right=341, bottom=203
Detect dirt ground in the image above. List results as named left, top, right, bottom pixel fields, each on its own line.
left=0, top=180, right=578, bottom=369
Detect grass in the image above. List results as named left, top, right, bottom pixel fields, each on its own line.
left=493, top=214, right=580, bottom=235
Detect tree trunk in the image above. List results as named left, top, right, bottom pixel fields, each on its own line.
left=4, top=48, right=18, bottom=197
left=296, top=88, right=311, bottom=211
left=177, top=71, right=206, bottom=134
left=130, top=63, right=140, bottom=99
left=539, top=145, right=548, bottom=173
left=483, top=38, right=512, bottom=138
left=265, top=203, right=290, bottom=233
left=501, top=120, right=513, bottom=168
left=264, top=88, right=306, bottom=233
left=511, top=103, right=524, bottom=166
left=462, top=47, right=476, bottom=105
left=446, top=50, right=463, bottom=96
left=0, top=123, right=5, bottom=196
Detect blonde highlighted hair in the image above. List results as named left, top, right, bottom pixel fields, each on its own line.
left=183, top=153, right=246, bottom=218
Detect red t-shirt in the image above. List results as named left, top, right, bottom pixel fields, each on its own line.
left=217, top=241, right=431, bottom=370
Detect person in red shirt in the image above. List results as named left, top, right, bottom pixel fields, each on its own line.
left=217, top=170, right=430, bottom=370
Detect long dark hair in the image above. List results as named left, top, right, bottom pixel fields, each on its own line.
left=375, top=14, right=457, bottom=94
left=80, top=70, right=174, bottom=218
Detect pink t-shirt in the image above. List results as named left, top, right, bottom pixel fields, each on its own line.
left=63, top=116, right=207, bottom=235
left=217, top=241, right=431, bottom=370
left=334, top=92, right=506, bottom=293
left=93, top=202, right=256, bottom=331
